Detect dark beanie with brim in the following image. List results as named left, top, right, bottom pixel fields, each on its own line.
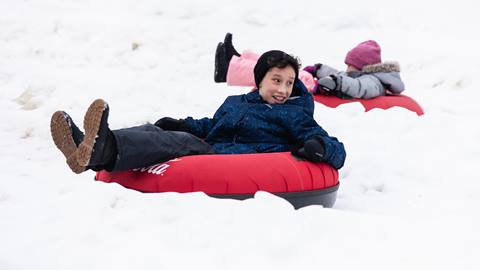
left=253, top=50, right=299, bottom=88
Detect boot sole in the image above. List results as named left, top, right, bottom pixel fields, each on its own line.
left=50, top=111, right=85, bottom=174
left=77, top=99, right=108, bottom=167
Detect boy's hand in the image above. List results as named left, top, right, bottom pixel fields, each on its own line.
left=154, top=117, right=189, bottom=132
left=291, top=137, right=325, bottom=162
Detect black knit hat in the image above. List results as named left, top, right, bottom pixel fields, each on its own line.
left=253, top=50, right=300, bottom=88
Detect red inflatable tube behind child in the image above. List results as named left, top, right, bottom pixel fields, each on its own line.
left=314, top=94, right=424, bottom=116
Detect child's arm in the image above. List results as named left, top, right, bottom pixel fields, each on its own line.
left=335, top=74, right=384, bottom=99
left=184, top=117, right=216, bottom=139
left=183, top=93, right=246, bottom=138
left=287, top=113, right=346, bottom=169
left=318, top=73, right=388, bottom=99
left=304, top=63, right=339, bottom=79
left=183, top=96, right=233, bottom=138
left=315, top=64, right=340, bottom=78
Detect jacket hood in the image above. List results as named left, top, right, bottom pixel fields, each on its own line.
left=345, top=61, right=404, bottom=94
left=361, top=61, right=400, bottom=73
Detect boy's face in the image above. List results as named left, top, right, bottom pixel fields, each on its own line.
left=258, top=66, right=295, bottom=105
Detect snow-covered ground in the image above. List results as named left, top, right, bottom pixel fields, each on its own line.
left=1, top=0, right=479, bottom=269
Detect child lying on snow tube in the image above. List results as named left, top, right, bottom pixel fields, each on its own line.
left=51, top=50, right=346, bottom=174
left=215, top=33, right=405, bottom=99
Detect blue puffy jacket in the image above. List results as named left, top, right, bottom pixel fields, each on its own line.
left=185, top=80, right=346, bottom=169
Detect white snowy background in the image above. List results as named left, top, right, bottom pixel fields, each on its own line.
left=1, top=0, right=479, bottom=269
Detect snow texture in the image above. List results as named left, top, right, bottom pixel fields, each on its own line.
left=1, top=0, right=479, bottom=269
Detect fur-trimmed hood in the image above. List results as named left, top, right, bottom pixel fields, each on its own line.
left=341, top=61, right=404, bottom=96
left=362, top=61, right=400, bottom=73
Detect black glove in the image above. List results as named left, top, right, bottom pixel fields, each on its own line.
left=291, top=137, right=325, bottom=162
left=154, top=117, right=190, bottom=132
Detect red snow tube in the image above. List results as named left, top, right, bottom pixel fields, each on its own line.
left=95, top=152, right=339, bottom=209
left=314, top=94, right=424, bottom=116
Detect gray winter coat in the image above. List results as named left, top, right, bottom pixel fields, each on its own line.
left=316, top=62, right=405, bottom=99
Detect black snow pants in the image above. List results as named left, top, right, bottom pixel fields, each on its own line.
left=110, top=124, right=214, bottom=171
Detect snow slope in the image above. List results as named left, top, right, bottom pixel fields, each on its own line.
left=1, top=0, right=479, bottom=269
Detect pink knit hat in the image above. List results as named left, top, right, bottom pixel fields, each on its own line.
left=344, top=40, right=381, bottom=70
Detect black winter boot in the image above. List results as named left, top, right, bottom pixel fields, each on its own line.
left=214, top=33, right=241, bottom=83
left=214, top=42, right=228, bottom=83
left=76, top=99, right=117, bottom=170
left=50, top=111, right=86, bottom=174
left=224, top=33, right=240, bottom=59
